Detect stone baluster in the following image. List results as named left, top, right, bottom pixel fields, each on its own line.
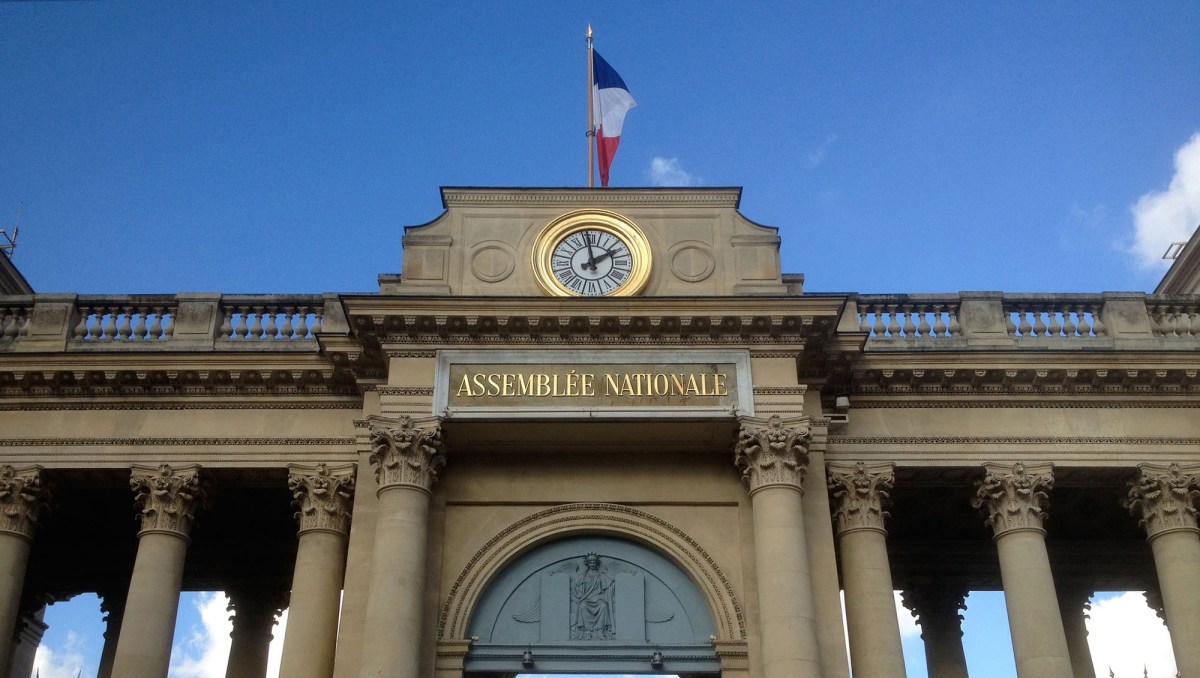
left=1125, top=462, right=1200, bottom=677
left=972, top=462, right=1072, bottom=678
left=734, top=415, right=822, bottom=678
left=359, top=416, right=445, bottom=678
left=0, top=465, right=46, bottom=678
left=828, top=461, right=906, bottom=678
left=112, top=464, right=204, bottom=678
left=900, top=579, right=970, bottom=678
left=226, top=585, right=288, bottom=678
left=279, top=463, right=356, bottom=678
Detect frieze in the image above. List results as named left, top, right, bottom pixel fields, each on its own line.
left=829, top=435, right=1200, bottom=446
left=828, top=462, right=895, bottom=535
left=0, top=437, right=356, bottom=447
left=288, top=463, right=356, bottom=536
left=0, top=465, right=47, bottom=540
left=838, top=399, right=1200, bottom=409
left=377, top=387, right=436, bottom=396
left=751, top=387, right=809, bottom=395
left=0, top=401, right=360, bottom=412
left=385, top=351, right=438, bottom=358
left=130, top=464, right=204, bottom=538
left=972, top=462, right=1055, bottom=537
left=1125, top=462, right=1200, bottom=540
left=438, top=502, right=745, bottom=642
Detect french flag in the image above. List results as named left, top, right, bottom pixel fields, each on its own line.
left=592, top=50, right=637, bottom=187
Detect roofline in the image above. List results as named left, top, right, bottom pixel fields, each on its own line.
left=1155, top=224, right=1200, bottom=294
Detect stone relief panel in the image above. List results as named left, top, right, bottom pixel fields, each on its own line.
left=468, top=536, right=715, bottom=647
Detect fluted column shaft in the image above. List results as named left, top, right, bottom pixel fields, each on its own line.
left=735, top=415, right=822, bottom=678
left=112, top=464, right=203, bottom=678
left=900, top=581, right=970, bottom=678
left=279, top=463, right=356, bottom=678
left=226, top=587, right=286, bottom=678
left=829, top=462, right=905, bottom=678
left=0, top=465, right=45, bottom=678
left=1126, top=462, right=1200, bottom=677
left=974, top=462, right=1071, bottom=678
left=358, top=416, right=444, bottom=678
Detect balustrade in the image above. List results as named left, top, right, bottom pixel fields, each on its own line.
left=1147, top=300, right=1200, bottom=337
left=0, top=304, right=30, bottom=340
left=1003, top=298, right=1105, bottom=338
left=217, top=298, right=325, bottom=341
left=857, top=296, right=960, bottom=341
left=70, top=299, right=175, bottom=342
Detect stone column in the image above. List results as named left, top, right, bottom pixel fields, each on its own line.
left=734, top=415, right=822, bottom=678
left=1125, top=462, right=1200, bottom=677
left=900, top=579, right=970, bottom=678
left=97, top=588, right=127, bottom=678
left=0, top=465, right=46, bottom=678
left=112, top=464, right=203, bottom=678
left=828, top=461, right=906, bottom=678
left=280, top=463, right=356, bottom=678
left=1056, top=585, right=1096, bottom=678
left=973, top=462, right=1071, bottom=678
left=225, top=586, right=288, bottom=678
left=358, top=415, right=444, bottom=678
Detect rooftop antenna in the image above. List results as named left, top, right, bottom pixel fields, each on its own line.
left=0, top=203, right=20, bottom=259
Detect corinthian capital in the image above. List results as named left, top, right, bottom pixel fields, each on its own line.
left=972, top=462, right=1054, bottom=537
left=366, top=415, right=445, bottom=493
left=734, top=415, right=811, bottom=493
left=130, top=464, right=203, bottom=538
left=828, top=461, right=895, bottom=535
left=0, top=465, right=47, bottom=540
left=1125, top=462, right=1200, bottom=540
left=288, top=463, right=356, bottom=535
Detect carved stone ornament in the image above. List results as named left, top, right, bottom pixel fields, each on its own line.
left=0, top=465, right=47, bottom=540
left=130, top=464, right=203, bottom=538
left=288, top=463, right=356, bottom=535
left=1125, top=462, right=1200, bottom=540
left=828, top=461, right=895, bottom=535
left=366, top=415, right=445, bottom=492
left=899, top=578, right=968, bottom=640
left=972, top=462, right=1054, bottom=537
left=734, top=415, right=812, bottom=494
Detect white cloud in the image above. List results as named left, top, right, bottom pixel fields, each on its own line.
left=1130, top=131, right=1200, bottom=268
left=266, top=607, right=288, bottom=677
left=646, top=157, right=699, bottom=187
left=806, top=134, right=839, bottom=170
left=1087, top=591, right=1176, bottom=677
left=893, top=590, right=922, bottom=639
left=169, top=592, right=233, bottom=678
left=32, top=630, right=88, bottom=678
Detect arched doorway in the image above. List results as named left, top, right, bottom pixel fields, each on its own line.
left=463, top=535, right=721, bottom=676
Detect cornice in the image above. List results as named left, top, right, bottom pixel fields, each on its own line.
left=0, top=437, right=356, bottom=447
left=439, top=186, right=743, bottom=209
left=838, top=398, right=1200, bottom=409
left=829, top=435, right=1200, bottom=446
left=851, top=364, right=1200, bottom=395
left=0, top=400, right=361, bottom=411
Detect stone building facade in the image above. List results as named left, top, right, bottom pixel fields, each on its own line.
left=1, top=187, right=1199, bottom=678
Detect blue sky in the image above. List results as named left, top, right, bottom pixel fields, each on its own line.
left=5, top=2, right=1198, bottom=677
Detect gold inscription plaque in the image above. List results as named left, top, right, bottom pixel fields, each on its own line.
left=447, top=363, right=737, bottom=409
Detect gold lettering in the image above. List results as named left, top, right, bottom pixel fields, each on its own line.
left=604, top=373, right=620, bottom=396
left=700, top=373, right=713, bottom=396
left=653, top=373, right=669, bottom=396
left=536, top=373, right=551, bottom=397
left=501, top=373, right=515, bottom=396
left=670, top=373, right=686, bottom=394
left=685, top=374, right=700, bottom=396
left=620, top=374, right=635, bottom=396
left=582, top=373, right=595, bottom=396
left=456, top=374, right=476, bottom=397
left=471, top=373, right=486, bottom=396
left=517, top=373, right=534, bottom=396
left=714, top=373, right=729, bottom=396
left=551, top=373, right=565, bottom=397
left=565, top=370, right=579, bottom=397
left=486, top=373, right=501, bottom=397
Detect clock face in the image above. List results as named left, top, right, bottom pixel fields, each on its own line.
left=532, top=210, right=652, bottom=297
left=550, top=228, right=634, bottom=296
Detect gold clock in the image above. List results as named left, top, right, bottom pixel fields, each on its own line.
left=532, top=210, right=652, bottom=297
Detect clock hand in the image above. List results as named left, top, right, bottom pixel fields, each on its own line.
left=590, top=249, right=614, bottom=265
left=585, top=237, right=598, bottom=271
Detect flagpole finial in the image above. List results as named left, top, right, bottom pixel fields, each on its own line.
left=587, top=24, right=592, bottom=38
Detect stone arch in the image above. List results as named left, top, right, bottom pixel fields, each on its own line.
left=438, top=503, right=746, bottom=643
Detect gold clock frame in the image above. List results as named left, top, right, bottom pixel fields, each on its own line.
left=531, top=209, right=653, bottom=297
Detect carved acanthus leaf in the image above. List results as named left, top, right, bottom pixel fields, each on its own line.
left=827, top=461, right=895, bottom=535
left=734, top=415, right=812, bottom=493
left=972, top=462, right=1054, bottom=537
left=367, top=415, right=445, bottom=492
left=289, top=463, right=356, bottom=535
left=0, top=465, right=47, bottom=540
left=1125, top=462, right=1200, bottom=539
left=900, top=578, right=968, bottom=640
left=130, top=464, right=203, bottom=537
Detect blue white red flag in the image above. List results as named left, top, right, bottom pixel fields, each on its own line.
left=592, top=50, right=637, bottom=187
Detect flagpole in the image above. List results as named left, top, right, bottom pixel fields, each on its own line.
left=586, top=24, right=595, bottom=188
